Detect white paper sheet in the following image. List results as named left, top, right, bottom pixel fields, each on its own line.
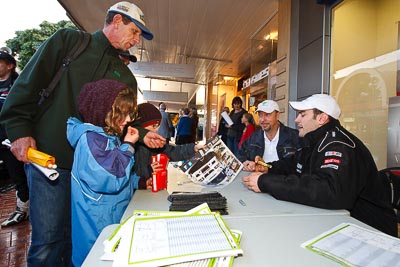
left=301, top=223, right=400, bottom=267
left=221, top=111, right=233, bottom=126
left=110, top=205, right=243, bottom=267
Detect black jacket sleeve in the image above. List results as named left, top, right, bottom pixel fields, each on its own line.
left=258, top=142, right=361, bottom=210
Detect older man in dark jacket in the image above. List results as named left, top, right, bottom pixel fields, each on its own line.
left=236, top=100, right=299, bottom=171
left=0, top=3, right=166, bottom=266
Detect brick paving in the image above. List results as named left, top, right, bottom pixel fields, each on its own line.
left=0, top=189, right=30, bottom=267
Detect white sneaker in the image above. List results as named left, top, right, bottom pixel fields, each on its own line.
left=1, top=207, right=28, bottom=226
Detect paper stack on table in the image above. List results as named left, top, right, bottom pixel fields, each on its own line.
left=102, top=203, right=243, bottom=267
left=168, top=191, right=228, bottom=215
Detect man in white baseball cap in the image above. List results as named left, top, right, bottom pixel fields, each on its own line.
left=290, top=93, right=341, bottom=119
left=238, top=99, right=299, bottom=172
left=242, top=94, right=398, bottom=237
left=288, top=94, right=341, bottom=137
left=108, top=1, right=154, bottom=40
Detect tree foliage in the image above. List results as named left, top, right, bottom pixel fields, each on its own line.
left=5, top=20, right=77, bottom=70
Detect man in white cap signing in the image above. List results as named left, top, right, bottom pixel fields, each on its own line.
left=237, top=99, right=299, bottom=171
left=242, top=94, right=398, bottom=237
left=0, top=2, right=166, bottom=266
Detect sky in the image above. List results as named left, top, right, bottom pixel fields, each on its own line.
left=0, top=0, right=69, bottom=48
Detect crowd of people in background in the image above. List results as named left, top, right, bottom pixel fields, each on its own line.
left=162, top=105, right=201, bottom=145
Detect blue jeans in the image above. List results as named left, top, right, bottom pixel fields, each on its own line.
left=226, top=135, right=240, bottom=156
left=25, top=164, right=72, bottom=267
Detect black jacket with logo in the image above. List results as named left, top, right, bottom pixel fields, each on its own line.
left=258, top=119, right=397, bottom=237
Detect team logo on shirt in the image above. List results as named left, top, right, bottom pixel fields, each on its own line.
left=324, top=158, right=341, bottom=164
left=321, top=164, right=339, bottom=170
left=325, top=151, right=342, bottom=157
left=321, top=156, right=341, bottom=170
left=296, top=163, right=303, bottom=173
left=113, top=70, right=121, bottom=77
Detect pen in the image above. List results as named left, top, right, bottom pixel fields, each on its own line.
left=257, top=161, right=272, bottom=168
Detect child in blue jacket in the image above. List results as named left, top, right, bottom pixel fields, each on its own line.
left=66, top=79, right=140, bottom=267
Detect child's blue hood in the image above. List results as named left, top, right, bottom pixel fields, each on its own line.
left=66, top=117, right=105, bottom=148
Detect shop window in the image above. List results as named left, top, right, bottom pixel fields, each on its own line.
left=245, top=13, right=278, bottom=102
left=330, top=0, right=400, bottom=169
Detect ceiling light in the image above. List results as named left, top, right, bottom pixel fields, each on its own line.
left=269, top=31, right=278, bottom=40
left=265, top=31, right=278, bottom=41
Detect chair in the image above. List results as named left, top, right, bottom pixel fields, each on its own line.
left=379, top=167, right=400, bottom=219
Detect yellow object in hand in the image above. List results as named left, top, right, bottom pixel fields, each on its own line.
left=27, top=148, right=57, bottom=169
left=257, top=160, right=272, bottom=169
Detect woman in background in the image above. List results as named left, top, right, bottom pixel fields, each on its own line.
left=238, top=112, right=256, bottom=148
left=226, top=97, right=247, bottom=155
left=189, top=107, right=199, bottom=143
left=176, top=107, right=192, bottom=145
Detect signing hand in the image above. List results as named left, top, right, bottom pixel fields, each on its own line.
left=242, top=172, right=263, bottom=193
left=242, top=160, right=256, bottom=171
left=254, top=156, right=270, bottom=173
